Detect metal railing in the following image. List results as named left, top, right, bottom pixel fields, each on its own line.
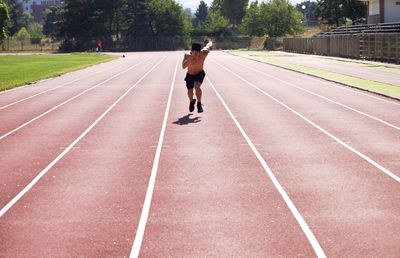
left=0, top=38, right=60, bottom=52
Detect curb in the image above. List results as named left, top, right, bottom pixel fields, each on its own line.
left=228, top=52, right=400, bottom=102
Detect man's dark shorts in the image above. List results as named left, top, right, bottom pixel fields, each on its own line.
left=184, top=70, right=206, bottom=89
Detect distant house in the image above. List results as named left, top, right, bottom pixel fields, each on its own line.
left=361, top=0, right=400, bottom=23
left=19, top=0, right=64, bottom=23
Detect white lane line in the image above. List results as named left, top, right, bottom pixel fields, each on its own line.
left=227, top=59, right=400, bottom=131
left=0, top=57, right=152, bottom=141
left=129, top=57, right=178, bottom=258
left=228, top=55, right=400, bottom=106
left=0, top=59, right=129, bottom=110
left=206, top=76, right=327, bottom=258
left=214, top=61, right=400, bottom=183
left=0, top=57, right=166, bottom=218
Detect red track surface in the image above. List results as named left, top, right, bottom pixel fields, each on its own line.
left=0, top=51, right=399, bottom=257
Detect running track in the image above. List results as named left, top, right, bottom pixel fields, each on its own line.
left=0, top=51, right=399, bottom=257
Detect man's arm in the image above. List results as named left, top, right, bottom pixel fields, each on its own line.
left=182, top=53, right=191, bottom=69
left=201, top=40, right=213, bottom=58
left=201, top=40, right=213, bottom=53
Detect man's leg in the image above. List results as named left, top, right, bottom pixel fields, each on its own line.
left=187, top=88, right=194, bottom=101
left=194, top=82, right=203, bottom=113
left=187, top=88, right=196, bottom=112
left=194, top=82, right=202, bottom=102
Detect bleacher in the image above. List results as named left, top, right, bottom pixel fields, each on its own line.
left=318, top=22, right=400, bottom=36
left=285, top=22, right=400, bottom=63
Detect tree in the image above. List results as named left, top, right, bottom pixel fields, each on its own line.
left=19, top=12, right=34, bottom=29
left=15, top=27, right=29, bottom=50
left=96, top=0, right=125, bottom=44
left=146, top=0, right=190, bottom=36
left=220, top=0, right=249, bottom=28
left=194, top=1, right=208, bottom=28
left=59, top=0, right=105, bottom=50
left=28, top=22, right=43, bottom=44
left=315, top=0, right=345, bottom=26
left=58, top=0, right=193, bottom=51
left=203, top=8, right=230, bottom=36
left=5, top=0, right=24, bottom=36
left=296, top=0, right=317, bottom=25
left=240, top=0, right=263, bottom=36
left=43, top=5, right=62, bottom=39
left=315, top=0, right=366, bottom=26
left=0, top=1, right=9, bottom=44
left=343, top=0, right=367, bottom=24
left=124, top=0, right=151, bottom=39
left=259, top=0, right=304, bottom=37
left=210, top=0, right=222, bottom=11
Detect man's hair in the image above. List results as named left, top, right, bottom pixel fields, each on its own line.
left=191, top=43, right=201, bottom=52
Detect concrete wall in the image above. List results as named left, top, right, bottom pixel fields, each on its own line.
left=369, top=0, right=380, bottom=15
left=368, top=14, right=381, bottom=24
left=384, top=0, right=400, bottom=22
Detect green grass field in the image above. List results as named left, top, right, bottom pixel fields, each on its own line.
left=0, top=53, right=117, bottom=91
left=229, top=50, right=400, bottom=100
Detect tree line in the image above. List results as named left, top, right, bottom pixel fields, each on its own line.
left=1, top=0, right=45, bottom=47
left=0, top=0, right=367, bottom=51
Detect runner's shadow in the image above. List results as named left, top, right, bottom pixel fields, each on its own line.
left=172, top=114, right=201, bottom=125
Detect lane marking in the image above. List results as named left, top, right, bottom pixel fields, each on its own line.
left=0, top=57, right=166, bottom=218
left=226, top=59, right=400, bottom=130
left=206, top=76, right=327, bottom=258
left=213, top=61, right=400, bottom=183
left=129, top=57, right=179, bottom=258
left=228, top=55, right=400, bottom=106
left=0, top=57, right=152, bottom=141
left=0, top=59, right=131, bottom=110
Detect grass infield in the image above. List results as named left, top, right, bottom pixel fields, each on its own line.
left=229, top=50, right=400, bottom=100
left=0, top=53, right=117, bottom=91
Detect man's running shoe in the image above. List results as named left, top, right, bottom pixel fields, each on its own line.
left=189, top=99, right=196, bottom=112
left=197, top=102, right=203, bottom=113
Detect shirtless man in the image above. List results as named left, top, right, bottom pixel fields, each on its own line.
left=182, top=40, right=213, bottom=113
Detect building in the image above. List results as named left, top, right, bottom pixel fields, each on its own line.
left=362, top=0, right=400, bottom=23
left=19, top=0, right=64, bottom=23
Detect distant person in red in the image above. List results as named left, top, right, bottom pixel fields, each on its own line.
left=97, top=40, right=102, bottom=52
left=182, top=39, right=213, bottom=113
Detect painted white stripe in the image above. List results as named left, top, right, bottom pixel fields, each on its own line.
left=0, top=59, right=128, bottom=110
left=228, top=59, right=400, bottom=130
left=0, top=57, right=165, bottom=218
left=129, top=57, right=179, bottom=258
left=229, top=56, right=400, bottom=106
left=0, top=57, right=152, bottom=141
left=206, top=76, right=327, bottom=258
left=214, top=61, right=400, bottom=183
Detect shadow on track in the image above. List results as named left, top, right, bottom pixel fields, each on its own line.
left=172, top=114, right=201, bottom=125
